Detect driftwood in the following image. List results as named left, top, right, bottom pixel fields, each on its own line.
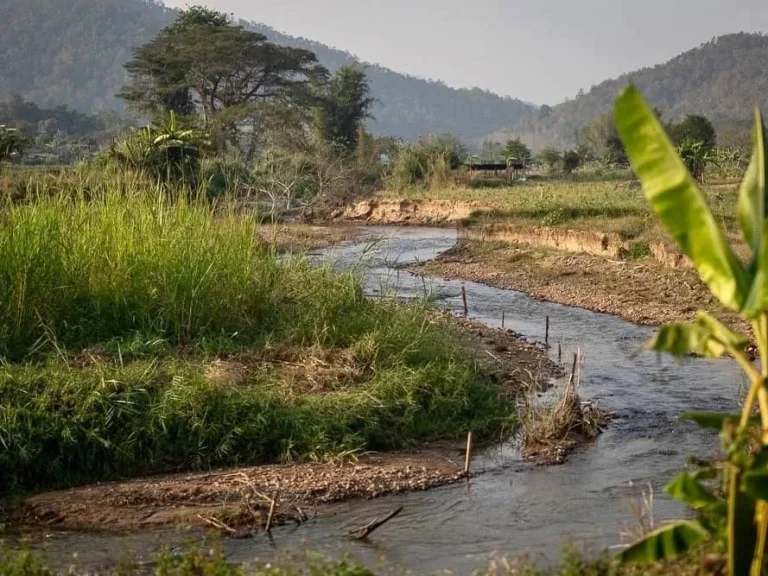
left=346, top=506, right=404, bottom=539
left=265, top=492, right=279, bottom=532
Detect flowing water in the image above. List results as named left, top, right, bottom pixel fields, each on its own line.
left=10, top=227, right=745, bottom=574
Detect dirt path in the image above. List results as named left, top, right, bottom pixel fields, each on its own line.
left=412, top=240, right=748, bottom=333
left=7, top=321, right=557, bottom=534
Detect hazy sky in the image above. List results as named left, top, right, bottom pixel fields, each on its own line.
left=161, top=0, right=768, bottom=105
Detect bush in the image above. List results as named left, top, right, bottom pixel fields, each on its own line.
left=106, top=112, right=210, bottom=186
left=562, top=150, right=582, bottom=173
left=388, top=139, right=458, bottom=189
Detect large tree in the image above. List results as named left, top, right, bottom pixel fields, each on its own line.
left=668, top=114, right=717, bottom=150
left=313, top=66, right=374, bottom=152
left=121, top=6, right=327, bottom=154
left=576, top=113, right=627, bottom=165
left=501, top=138, right=532, bottom=163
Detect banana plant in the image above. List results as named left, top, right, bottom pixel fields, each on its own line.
left=614, top=85, right=768, bottom=576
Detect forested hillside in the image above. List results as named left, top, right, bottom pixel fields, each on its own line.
left=0, top=0, right=537, bottom=142
left=489, top=33, right=768, bottom=149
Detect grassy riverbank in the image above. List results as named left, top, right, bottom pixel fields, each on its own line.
left=0, top=171, right=521, bottom=494
left=364, top=174, right=747, bottom=329
left=0, top=546, right=706, bottom=576
left=381, top=175, right=740, bottom=245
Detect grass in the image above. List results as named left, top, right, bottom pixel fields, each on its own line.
left=383, top=174, right=741, bottom=245
left=0, top=546, right=709, bottom=576
left=0, top=169, right=510, bottom=493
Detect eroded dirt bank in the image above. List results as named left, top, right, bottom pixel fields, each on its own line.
left=7, top=320, right=556, bottom=534
left=339, top=199, right=474, bottom=225
left=412, top=239, right=747, bottom=331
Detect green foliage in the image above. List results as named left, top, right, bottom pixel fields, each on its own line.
left=562, top=150, right=582, bottom=173
left=536, top=147, right=563, bottom=169
left=1, top=0, right=539, bottom=143
left=388, top=136, right=463, bottom=189
left=614, top=85, right=768, bottom=575
left=501, top=138, right=532, bottom=163
left=121, top=6, right=326, bottom=151
left=614, top=87, right=750, bottom=312
left=314, top=66, right=374, bottom=151
left=620, top=522, right=710, bottom=564
left=669, top=115, right=717, bottom=151
left=107, top=111, right=210, bottom=184
left=0, top=171, right=508, bottom=492
left=0, top=547, right=375, bottom=576
left=676, top=139, right=712, bottom=182
left=0, top=126, right=27, bottom=162
left=576, top=113, right=627, bottom=166
left=625, top=242, right=652, bottom=260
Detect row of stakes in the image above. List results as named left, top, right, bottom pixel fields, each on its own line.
left=460, top=285, right=559, bottom=359
left=460, top=285, right=567, bottom=477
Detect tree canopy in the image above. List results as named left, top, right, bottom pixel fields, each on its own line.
left=501, top=138, right=532, bottom=162
left=313, top=66, right=374, bottom=152
left=1, top=0, right=537, bottom=143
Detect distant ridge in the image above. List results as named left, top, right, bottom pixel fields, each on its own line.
left=0, top=0, right=537, bottom=142
left=489, top=32, right=768, bottom=149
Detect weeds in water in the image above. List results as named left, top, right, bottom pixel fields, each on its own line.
left=520, top=354, right=610, bottom=464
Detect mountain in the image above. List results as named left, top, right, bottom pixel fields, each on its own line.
left=489, top=33, right=768, bottom=150
left=0, top=0, right=537, bottom=142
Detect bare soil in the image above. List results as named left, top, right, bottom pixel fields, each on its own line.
left=413, top=240, right=749, bottom=333
left=6, top=320, right=557, bottom=534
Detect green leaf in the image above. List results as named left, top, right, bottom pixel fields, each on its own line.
left=728, top=468, right=758, bottom=576
left=614, top=86, right=752, bottom=312
left=743, top=469, right=768, bottom=501
left=665, top=472, right=723, bottom=510
left=682, top=411, right=747, bottom=430
left=695, top=311, right=749, bottom=348
left=619, top=521, right=709, bottom=563
left=737, top=108, right=768, bottom=258
left=648, top=312, right=747, bottom=358
left=739, top=110, right=768, bottom=317
left=649, top=324, right=723, bottom=357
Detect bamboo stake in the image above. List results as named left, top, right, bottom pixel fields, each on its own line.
left=545, top=316, right=550, bottom=347
left=464, top=430, right=474, bottom=475
left=265, top=492, right=279, bottom=533
left=501, top=310, right=505, bottom=328
left=558, top=342, right=562, bottom=363
left=461, top=286, right=468, bottom=318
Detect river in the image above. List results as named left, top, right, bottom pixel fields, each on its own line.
left=13, top=226, right=743, bottom=574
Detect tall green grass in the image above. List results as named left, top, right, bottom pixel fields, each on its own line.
left=0, top=178, right=366, bottom=358
left=0, top=172, right=509, bottom=492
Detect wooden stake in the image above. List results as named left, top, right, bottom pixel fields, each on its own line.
left=265, top=492, right=279, bottom=533
left=558, top=342, right=562, bottom=363
left=568, top=352, right=578, bottom=386
left=461, top=286, right=468, bottom=318
left=464, top=430, right=474, bottom=475
left=545, top=316, right=550, bottom=347
left=501, top=310, right=505, bottom=328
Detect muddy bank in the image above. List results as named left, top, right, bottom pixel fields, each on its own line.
left=338, top=199, right=474, bottom=225
left=412, top=239, right=747, bottom=331
left=7, top=320, right=557, bottom=534
left=461, top=224, right=692, bottom=269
